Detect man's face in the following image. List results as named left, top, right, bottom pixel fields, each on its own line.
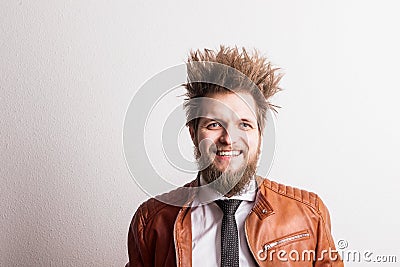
left=189, top=91, right=261, bottom=195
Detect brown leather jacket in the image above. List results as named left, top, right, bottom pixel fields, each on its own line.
left=126, top=177, right=344, bottom=267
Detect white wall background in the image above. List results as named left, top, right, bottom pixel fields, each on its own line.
left=1, top=0, right=399, bottom=266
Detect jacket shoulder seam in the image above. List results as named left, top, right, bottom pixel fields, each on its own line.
left=262, top=178, right=321, bottom=212
left=136, top=198, right=171, bottom=226
left=137, top=179, right=196, bottom=225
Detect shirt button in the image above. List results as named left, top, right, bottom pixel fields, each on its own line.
left=262, top=209, right=268, bottom=214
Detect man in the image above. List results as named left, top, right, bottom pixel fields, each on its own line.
left=126, top=46, right=344, bottom=267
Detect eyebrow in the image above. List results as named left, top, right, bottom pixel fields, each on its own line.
left=198, top=117, right=221, bottom=125
left=240, top=118, right=256, bottom=124
left=201, top=117, right=256, bottom=124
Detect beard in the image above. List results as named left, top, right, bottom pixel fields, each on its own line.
left=194, top=144, right=260, bottom=197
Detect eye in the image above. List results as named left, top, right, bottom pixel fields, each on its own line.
left=207, top=122, right=222, bottom=129
left=239, top=122, right=253, bottom=130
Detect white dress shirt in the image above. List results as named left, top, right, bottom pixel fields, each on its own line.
left=191, top=176, right=258, bottom=267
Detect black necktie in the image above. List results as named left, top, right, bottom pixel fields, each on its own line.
left=215, top=199, right=243, bottom=267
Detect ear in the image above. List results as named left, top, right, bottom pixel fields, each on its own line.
left=189, top=125, right=197, bottom=146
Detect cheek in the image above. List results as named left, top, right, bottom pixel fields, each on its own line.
left=197, top=130, right=220, bottom=144
left=246, top=133, right=260, bottom=151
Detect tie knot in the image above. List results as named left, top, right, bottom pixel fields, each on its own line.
left=215, top=199, right=242, bottom=215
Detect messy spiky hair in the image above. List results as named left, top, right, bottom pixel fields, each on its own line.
left=183, top=45, right=283, bottom=134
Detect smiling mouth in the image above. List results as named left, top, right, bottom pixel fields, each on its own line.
left=215, top=150, right=243, bottom=157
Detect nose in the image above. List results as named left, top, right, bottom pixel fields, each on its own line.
left=219, top=126, right=238, bottom=145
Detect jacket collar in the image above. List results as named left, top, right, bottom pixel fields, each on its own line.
left=251, top=176, right=275, bottom=220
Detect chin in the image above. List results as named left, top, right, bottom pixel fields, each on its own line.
left=213, top=162, right=245, bottom=173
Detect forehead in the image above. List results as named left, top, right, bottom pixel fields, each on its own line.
left=199, top=92, right=257, bottom=121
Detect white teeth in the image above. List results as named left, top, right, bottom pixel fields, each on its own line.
left=217, top=150, right=241, bottom=156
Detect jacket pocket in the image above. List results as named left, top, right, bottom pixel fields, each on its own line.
left=257, top=229, right=311, bottom=261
